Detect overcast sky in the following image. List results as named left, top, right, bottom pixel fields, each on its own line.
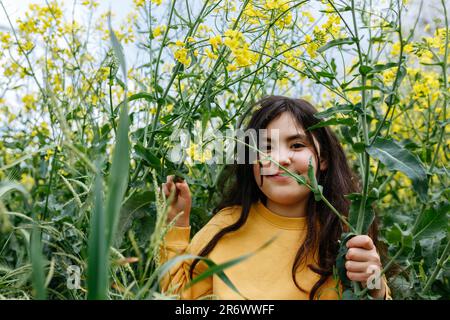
left=0, top=0, right=134, bottom=30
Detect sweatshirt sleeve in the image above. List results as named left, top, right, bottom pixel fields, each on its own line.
left=383, top=276, right=392, bottom=300
left=158, top=208, right=237, bottom=300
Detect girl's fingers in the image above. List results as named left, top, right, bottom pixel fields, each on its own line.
left=162, top=183, right=169, bottom=197
left=175, top=182, right=191, bottom=199
left=346, top=247, right=379, bottom=263
left=346, top=271, right=368, bottom=282
left=345, top=260, right=370, bottom=273
left=346, top=235, right=374, bottom=250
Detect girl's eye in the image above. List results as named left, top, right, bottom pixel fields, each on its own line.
left=291, top=143, right=305, bottom=149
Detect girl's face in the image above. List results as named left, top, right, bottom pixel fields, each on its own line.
left=253, top=112, right=327, bottom=207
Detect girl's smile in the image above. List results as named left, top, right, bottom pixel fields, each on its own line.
left=253, top=112, right=327, bottom=217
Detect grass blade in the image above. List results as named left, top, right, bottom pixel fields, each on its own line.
left=30, top=225, right=47, bottom=300
left=105, top=12, right=130, bottom=249
left=87, top=172, right=108, bottom=300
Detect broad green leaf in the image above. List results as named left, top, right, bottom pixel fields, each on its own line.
left=134, top=143, right=161, bottom=170
left=366, top=138, right=428, bottom=201
left=317, top=38, right=355, bottom=53
left=359, top=65, right=373, bottom=75
left=413, top=202, right=449, bottom=240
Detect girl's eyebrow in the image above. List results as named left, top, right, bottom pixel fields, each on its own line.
left=265, top=133, right=308, bottom=142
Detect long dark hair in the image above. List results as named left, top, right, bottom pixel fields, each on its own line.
left=189, top=96, right=379, bottom=299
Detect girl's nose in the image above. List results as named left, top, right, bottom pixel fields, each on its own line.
left=274, top=148, right=292, bottom=166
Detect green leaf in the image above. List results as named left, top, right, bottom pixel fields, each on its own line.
left=413, top=202, right=449, bottom=240
left=134, top=144, right=161, bottom=170
left=317, top=38, right=355, bottom=53
left=315, top=104, right=354, bottom=119
left=104, top=14, right=131, bottom=249
left=366, top=138, right=428, bottom=201
left=335, top=233, right=356, bottom=289
left=316, top=71, right=335, bottom=79
left=0, top=181, right=30, bottom=201
left=307, top=157, right=322, bottom=201
left=344, top=85, right=383, bottom=92
left=352, top=142, right=366, bottom=153
left=184, top=234, right=278, bottom=298
left=347, top=193, right=375, bottom=235
left=386, top=224, right=403, bottom=244
left=30, top=225, right=47, bottom=300
left=307, top=118, right=354, bottom=130
left=87, top=172, right=108, bottom=300
left=359, top=65, right=373, bottom=75
left=108, top=14, right=127, bottom=88
left=367, top=62, right=398, bottom=74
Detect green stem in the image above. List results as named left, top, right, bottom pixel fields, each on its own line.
left=420, top=239, right=450, bottom=295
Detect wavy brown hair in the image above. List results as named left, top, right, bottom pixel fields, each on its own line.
left=188, top=96, right=380, bottom=299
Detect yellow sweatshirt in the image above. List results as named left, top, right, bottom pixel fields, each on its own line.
left=159, top=200, right=391, bottom=300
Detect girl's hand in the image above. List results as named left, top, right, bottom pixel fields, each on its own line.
left=345, top=235, right=386, bottom=299
left=162, top=175, right=191, bottom=227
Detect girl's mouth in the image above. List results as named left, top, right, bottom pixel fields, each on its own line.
left=266, top=172, right=293, bottom=182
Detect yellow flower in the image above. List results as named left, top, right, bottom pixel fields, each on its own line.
left=226, top=64, right=237, bottom=72
left=81, top=0, right=99, bottom=7
left=45, top=148, right=54, bottom=161
left=152, top=24, right=166, bottom=38
left=133, top=0, right=146, bottom=7
left=209, top=35, right=222, bottom=50
left=302, top=11, right=315, bottom=23
left=174, top=47, right=191, bottom=67
left=205, top=48, right=218, bottom=60
left=22, top=94, right=37, bottom=111
left=20, top=173, right=35, bottom=191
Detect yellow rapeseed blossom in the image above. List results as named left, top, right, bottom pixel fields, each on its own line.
left=205, top=48, right=218, bottom=60
left=22, top=94, right=37, bottom=111
left=20, top=173, right=35, bottom=191
left=133, top=0, right=146, bottom=7
left=243, top=3, right=266, bottom=24
left=302, top=11, right=315, bottom=23
left=223, top=29, right=257, bottom=68
left=226, top=64, right=238, bottom=72
left=174, top=47, right=191, bottom=67
left=81, top=0, right=99, bottom=8
left=209, top=35, right=222, bottom=50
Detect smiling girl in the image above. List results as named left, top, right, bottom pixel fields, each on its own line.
left=159, top=96, right=391, bottom=300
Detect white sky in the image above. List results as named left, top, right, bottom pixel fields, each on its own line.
left=0, top=0, right=134, bottom=28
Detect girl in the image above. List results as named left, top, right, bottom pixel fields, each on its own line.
left=159, top=96, right=390, bottom=300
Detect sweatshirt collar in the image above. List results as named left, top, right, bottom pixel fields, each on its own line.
left=253, top=200, right=307, bottom=230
